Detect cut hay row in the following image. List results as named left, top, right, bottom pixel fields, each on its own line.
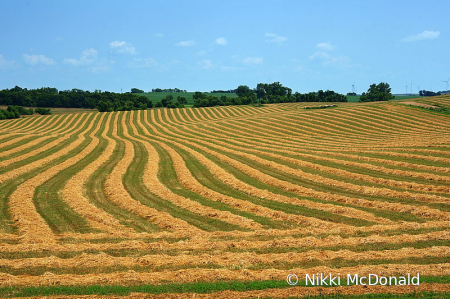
left=0, top=114, right=88, bottom=178
left=21, top=114, right=66, bottom=134
left=0, top=135, right=53, bottom=158
left=170, top=108, right=189, bottom=124
left=0, top=115, right=40, bottom=132
left=230, top=137, right=450, bottom=175
left=157, top=134, right=450, bottom=221
left=206, top=114, right=450, bottom=150
left=213, top=106, right=232, bottom=118
left=0, top=227, right=449, bottom=253
left=8, top=113, right=102, bottom=244
left=201, top=107, right=219, bottom=119
left=346, top=149, right=450, bottom=164
left=0, top=263, right=449, bottom=287
left=362, top=106, right=450, bottom=130
left=61, top=112, right=132, bottom=234
left=277, top=107, right=448, bottom=137
left=52, top=217, right=450, bottom=243
left=188, top=108, right=207, bottom=122
left=2, top=246, right=450, bottom=271
left=178, top=108, right=195, bottom=122
left=0, top=135, right=34, bottom=150
left=103, top=111, right=201, bottom=234
left=24, top=283, right=447, bottom=299
left=222, top=105, right=252, bottom=117
left=321, top=109, right=425, bottom=134
left=148, top=118, right=449, bottom=222
left=278, top=111, right=420, bottom=137
left=198, top=136, right=450, bottom=199
left=125, top=112, right=261, bottom=230
left=36, top=114, right=78, bottom=135
left=214, top=137, right=450, bottom=185
left=141, top=113, right=373, bottom=231
left=8, top=115, right=62, bottom=135
left=7, top=115, right=47, bottom=132
left=182, top=126, right=450, bottom=200
left=1, top=98, right=450, bottom=296
left=0, top=117, right=30, bottom=131
left=144, top=119, right=390, bottom=227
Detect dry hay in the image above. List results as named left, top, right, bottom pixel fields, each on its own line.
left=103, top=111, right=202, bottom=234
left=403, top=101, right=440, bottom=109
left=1, top=99, right=450, bottom=296
left=61, top=112, right=132, bottom=233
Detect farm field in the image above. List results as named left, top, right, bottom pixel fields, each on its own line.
left=136, top=92, right=238, bottom=106
left=0, top=96, right=450, bottom=298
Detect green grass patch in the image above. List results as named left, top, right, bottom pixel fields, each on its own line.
left=0, top=275, right=449, bottom=297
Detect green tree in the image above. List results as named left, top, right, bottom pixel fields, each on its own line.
left=359, top=82, right=395, bottom=102
left=236, top=85, right=253, bottom=98
left=177, top=96, right=187, bottom=104
left=131, top=88, right=144, bottom=93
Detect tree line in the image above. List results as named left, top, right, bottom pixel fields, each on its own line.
left=151, top=88, right=187, bottom=93
left=419, top=90, right=441, bottom=97
left=0, top=105, right=51, bottom=120
left=0, top=86, right=153, bottom=112
left=192, top=82, right=348, bottom=108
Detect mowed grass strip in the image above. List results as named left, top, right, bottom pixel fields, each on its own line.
left=60, top=111, right=132, bottom=233
left=1, top=277, right=450, bottom=298
left=104, top=111, right=202, bottom=234
left=0, top=113, right=88, bottom=176
left=192, top=120, right=450, bottom=195
left=141, top=112, right=368, bottom=231
left=123, top=111, right=256, bottom=232
left=144, top=110, right=407, bottom=226
left=200, top=135, right=450, bottom=204
left=9, top=113, right=103, bottom=242
left=1, top=246, right=450, bottom=274
left=143, top=119, right=426, bottom=224
left=0, top=116, right=95, bottom=234
left=0, top=229, right=448, bottom=259
left=0, top=263, right=448, bottom=287
left=82, top=114, right=162, bottom=233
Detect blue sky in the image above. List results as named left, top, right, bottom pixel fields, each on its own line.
left=0, top=0, right=449, bottom=94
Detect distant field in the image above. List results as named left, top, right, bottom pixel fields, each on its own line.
left=136, top=92, right=238, bottom=105
left=346, top=95, right=421, bottom=103
left=1, top=95, right=450, bottom=298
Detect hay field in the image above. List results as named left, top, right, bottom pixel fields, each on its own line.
left=1, top=96, right=450, bottom=298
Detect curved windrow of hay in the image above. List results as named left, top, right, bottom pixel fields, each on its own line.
left=103, top=111, right=202, bottom=234
left=1, top=95, right=450, bottom=297
left=126, top=114, right=262, bottom=231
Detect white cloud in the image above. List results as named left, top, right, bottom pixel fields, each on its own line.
left=322, top=55, right=352, bottom=67
left=127, top=58, right=165, bottom=70
left=215, top=37, right=227, bottom=46
left=23, top=54, right=56, bottom=66
left=92, top=63, right=110, bottom=73
left=309, top=51, right=330, bottom=60
left=175, top=39, right=195, bottom=46
left=154, top=33, right=164, bottom=38
left=401, top=30, right=440, bottom=42
left=265, top=33, right=287, bottom=43
left=316, top=42, right=336, bottom=51
left=240, top=57, right=263, bottom=66
left=220, top=66, right=244, bottom=71
left=0, top=54, right=16, bottom=69
left=110, top=41, right=126, bottom=47
left=64, top=48, right=98, bottom=65
left=197, top=59, right=214, bottom=69
left=109, top=41, right=137, bottom=55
